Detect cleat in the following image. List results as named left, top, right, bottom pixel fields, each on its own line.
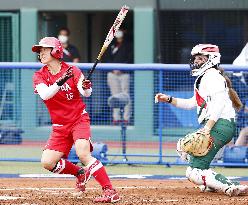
left=225, top=185, right=248, bottom=196
left=75, top=168, right=91, bottom=192
left=237, top=185, right=248, bottom=195
left=94, top=188, right=120, bottom=203
left=225, top=185, right=239, bottom=196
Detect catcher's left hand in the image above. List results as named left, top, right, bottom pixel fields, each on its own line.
left=82, top=79, right=92, bottom=90
left=178, top=128, right=213, bottom=157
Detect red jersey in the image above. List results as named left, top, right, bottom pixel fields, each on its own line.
left=33, top=62, right=86, bottom=125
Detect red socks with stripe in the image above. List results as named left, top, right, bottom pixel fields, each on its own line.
left=51, top=159, right=81, bottom=176
left=51, top=158, right=113, bottom=190
left=87, top=158, right=113, bottom=190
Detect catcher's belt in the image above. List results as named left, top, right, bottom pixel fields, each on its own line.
left=179, top=130, right=213, bottom=157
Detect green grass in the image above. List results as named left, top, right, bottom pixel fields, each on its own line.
left=1, top=145, right=248, bottom=177
left=0, top=162, right=247, bottom=177
left=0, top=147, right=42, bottom=158
left=0, top=146, right=177, bottom=162
left=0, top=144, right=247, bottom=177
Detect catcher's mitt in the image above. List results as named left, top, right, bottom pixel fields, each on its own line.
left=179, top=130, right=213, bottom=157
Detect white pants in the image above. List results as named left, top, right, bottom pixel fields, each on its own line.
left=107, top=72, right=131, bottom=121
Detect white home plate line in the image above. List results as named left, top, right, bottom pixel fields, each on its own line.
left=19, top=174, right=153, bottom=179
left=0, top=196, right=25, bottom=200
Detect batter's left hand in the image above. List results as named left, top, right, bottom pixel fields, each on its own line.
left=82, top=79, right=92, bottom=90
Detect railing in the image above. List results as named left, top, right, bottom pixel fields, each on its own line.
left=0, top=62, right=247, bottom=167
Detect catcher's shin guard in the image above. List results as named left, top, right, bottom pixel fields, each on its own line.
left=186, top=167, right=242, bottom=196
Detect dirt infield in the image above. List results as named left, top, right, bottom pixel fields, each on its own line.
left=0, top=178, right=247, bottom=205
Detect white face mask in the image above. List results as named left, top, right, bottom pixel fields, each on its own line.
left=58, top=35, right=68, bottom=44
left=115, top=30, right=124, bottom=39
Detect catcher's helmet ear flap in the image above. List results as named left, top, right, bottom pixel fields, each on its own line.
left=32, top=37, right=63, bottom=59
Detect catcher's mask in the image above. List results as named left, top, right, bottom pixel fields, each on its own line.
left=189, top=44, right=221, bottom=77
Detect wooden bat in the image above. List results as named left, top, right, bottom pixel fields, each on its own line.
left=86, top=5, right=129, bottom=80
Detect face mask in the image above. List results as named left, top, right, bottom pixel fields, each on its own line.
left=58, top=35, right=68, bottom=44
left=115, top=30, right=124, bottom=39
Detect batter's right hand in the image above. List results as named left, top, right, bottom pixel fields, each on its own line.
left=82, top=79, right=92, bottom=90
left=154, top=93, right=170, bottom=103
left=56, top=67, right=74, bottom=86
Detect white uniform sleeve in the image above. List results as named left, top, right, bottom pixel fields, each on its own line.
left=175, top=96, right=196, bottom=110
left=35, top=83, right=60, bottom=100
left=208, top=91, right=226, bottom=122
left=77, top=74, right=92, bottom=97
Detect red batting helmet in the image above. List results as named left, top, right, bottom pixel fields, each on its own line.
left=32, top=37, right=63, bottom=59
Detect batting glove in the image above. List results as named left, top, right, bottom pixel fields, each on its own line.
left=56, top=67, right=74, bottom=86
left=82, top=79, right=92, bottom=90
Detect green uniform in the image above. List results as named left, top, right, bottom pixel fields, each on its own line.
left=190, top=118, right=236, bottom=169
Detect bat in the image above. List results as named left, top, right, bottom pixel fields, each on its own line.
left=86, top=5, right=129, bottom=80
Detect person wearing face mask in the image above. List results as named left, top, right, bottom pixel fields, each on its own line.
left=103, top=29, right=133, bottom=124
left=58, top=27, right=81, bottom=63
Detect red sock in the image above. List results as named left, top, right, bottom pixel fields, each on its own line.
left=88, top=159, right=112, bottom=189
left=52, top=159, right=81, bottom=176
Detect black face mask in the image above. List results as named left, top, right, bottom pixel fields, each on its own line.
left=189, top=55, right=200, bottom=75
left=189, top=55, right=208, bottom=76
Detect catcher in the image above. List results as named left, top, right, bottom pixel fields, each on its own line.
left=155, top=44, right=248, bottom=196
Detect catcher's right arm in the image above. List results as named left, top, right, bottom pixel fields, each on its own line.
left=178, top=129, right=214, bottom=157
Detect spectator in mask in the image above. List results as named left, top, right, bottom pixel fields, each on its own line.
left=103, top=29, right=133, bottom=124
left=58, top=27, right=81, bottom=63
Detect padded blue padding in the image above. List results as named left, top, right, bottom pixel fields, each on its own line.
left=165, top=91, right=198, bottom=128
left=68, top=143, right=108, bottom=163
left=223, top=146, right=248, bottom=163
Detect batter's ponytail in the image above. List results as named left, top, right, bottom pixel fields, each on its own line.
left=217, top=67, right=243, bottom=111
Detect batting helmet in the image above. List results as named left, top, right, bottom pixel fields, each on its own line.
left=189, top=44, right=221, bottom=77
left=32, top=37, right=63, bottom=59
